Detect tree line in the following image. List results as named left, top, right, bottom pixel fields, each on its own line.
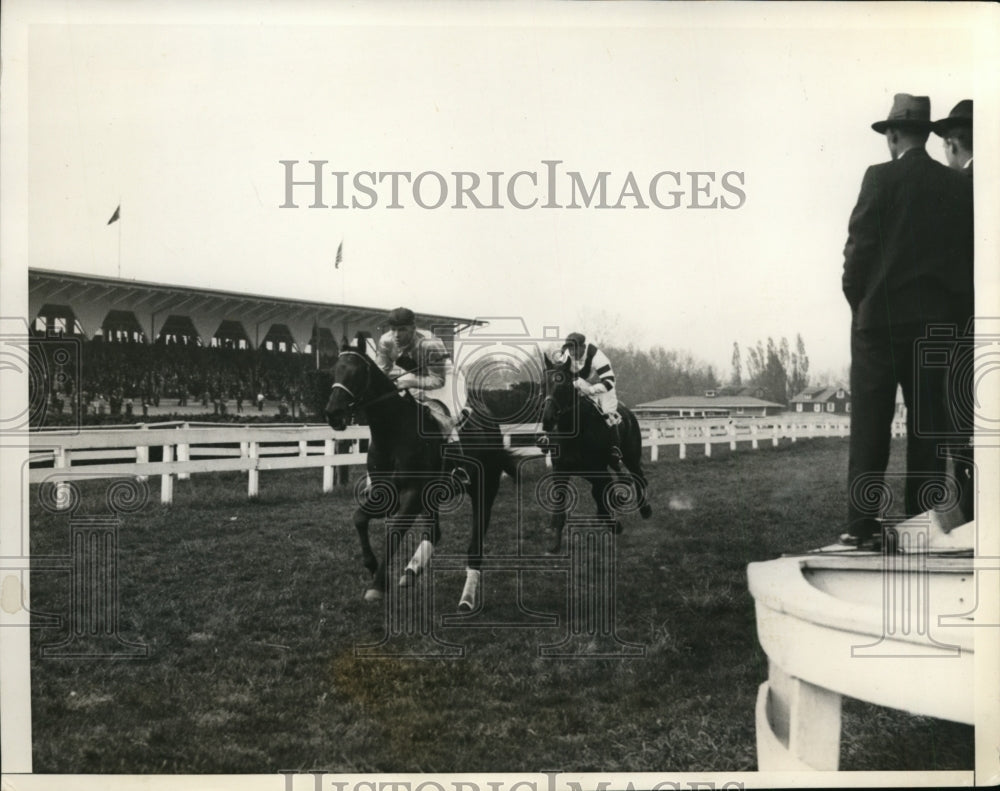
left=730, top=334, right=810, bottom=405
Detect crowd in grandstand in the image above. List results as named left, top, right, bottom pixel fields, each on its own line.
left=32, top=336, right=338, bottom=423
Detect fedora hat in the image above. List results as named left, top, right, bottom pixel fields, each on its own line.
left=871, top=93, right=932, bottom=134
left=932, top=99, right=972, bottom=136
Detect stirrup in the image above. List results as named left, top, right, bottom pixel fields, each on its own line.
left=451, top=466, right=472, bottom=487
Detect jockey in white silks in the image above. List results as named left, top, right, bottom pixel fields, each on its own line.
left=375, top=306, right=469, bottom=442
left=374, top=306, right=470, bottom=589
left=546, top=332, right=623, bottom=469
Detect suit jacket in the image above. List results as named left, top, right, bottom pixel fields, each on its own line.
left=842, top=147, right=973, bottom=331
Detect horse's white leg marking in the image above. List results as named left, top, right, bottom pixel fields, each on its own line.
left=459, top=567, right=481, bottom=611
left=400, top=539, right=434, bottom=586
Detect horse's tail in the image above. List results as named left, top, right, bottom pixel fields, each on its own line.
left=619, top=404, right=652, bottom=518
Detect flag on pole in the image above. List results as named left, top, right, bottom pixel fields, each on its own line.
left=107, top=205, right=121, bottom=225
left=335, top=240, right=343, bottom=269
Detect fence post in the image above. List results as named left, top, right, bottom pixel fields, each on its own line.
left=53, top=447, right=71, bottom=510
left=704, top=423, right=712, bottom=457
left=790, top=419, right=797, bottom=444
left=751, top=423, right=759, bottom=450
left=322, top=439, right=334, bottom=493
left=240, top=441, right=249, bottom=476
left=772, top=420, right=779, bottom=447
left=650, top=431, right=659, bottom=463
left=177, top=423, right=191, bottom=480
left=729, top=421, right=737, bottom=451
left=160, top=444, right=174, bottom=505
left=136, top=425, right=149, bottom=482
left=679, top=424, right=687, bottom=460
left=248, top=441, right=259, bottom=499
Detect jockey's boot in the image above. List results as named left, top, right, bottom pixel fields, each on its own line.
left=442, top=429, right=472, bottom=488
left=607, top=422, right=623, bottom=471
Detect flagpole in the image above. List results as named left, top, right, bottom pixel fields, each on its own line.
left=116, top=199, right=122, bottom=278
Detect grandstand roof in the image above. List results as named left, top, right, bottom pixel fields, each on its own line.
left=637, top=395, right=785, bottom=409
left=28, top=267, right=486, bottom=334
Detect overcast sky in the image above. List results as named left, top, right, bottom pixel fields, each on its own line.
left=13, top=1, right=998, bottom=379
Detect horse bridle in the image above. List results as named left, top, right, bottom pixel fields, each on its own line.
left=330, top=351, right=410, bottom=412
left=329, top=351, right=374, bottom=410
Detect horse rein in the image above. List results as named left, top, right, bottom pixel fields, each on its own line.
left=330, top=350, right=409, bottom=411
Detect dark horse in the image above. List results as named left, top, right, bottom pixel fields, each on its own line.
left=325, top=351, right=512, bottom=610
left=539, top=359, right=652, bottom=552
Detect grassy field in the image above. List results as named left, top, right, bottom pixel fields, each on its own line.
left=28, top=436, right=973, bottom=774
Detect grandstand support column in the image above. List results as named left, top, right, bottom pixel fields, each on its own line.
left=160, top=444, right=174, bottom=505
left=248, top=442, right=260, bottom=498
left=322, top=439, right=334, bottom=493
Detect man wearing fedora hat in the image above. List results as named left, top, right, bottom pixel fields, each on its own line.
left=840, top=93, right=974, bottom=548
left=933, top=99, right=973, bottom=176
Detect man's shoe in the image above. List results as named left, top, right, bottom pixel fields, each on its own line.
left=609, top=446, right=623, bottom=472
left=837, top=531, right=882, bottom=551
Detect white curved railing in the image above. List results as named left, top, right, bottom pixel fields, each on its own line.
left=28, top=415, right=896, bottom=505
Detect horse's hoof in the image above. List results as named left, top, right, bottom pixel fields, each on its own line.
left=640, top=504, right=653, bottom=519
left=363, top=588, right=384, bottom=602
left=399, top=568, right=417, bottom=588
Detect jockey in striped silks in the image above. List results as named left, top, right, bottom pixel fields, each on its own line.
left=548, top=332, right=623, bottom=470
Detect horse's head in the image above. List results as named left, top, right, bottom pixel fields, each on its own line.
left=325, top=352, right=376, bottom=431
left=541, top=358, right=576, bottom=434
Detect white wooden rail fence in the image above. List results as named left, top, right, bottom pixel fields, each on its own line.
left=29, top=417, right=904, bottom=506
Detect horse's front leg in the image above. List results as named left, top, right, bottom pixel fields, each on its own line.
left=591, top=473, right=622, bottom=534
left=547, top=473, right=571, bottom=554
left=352, top=505, right=378, bottom=579
left=394, top=486, right=431, bottom=588
left=460, top=460, right=501, bottom=612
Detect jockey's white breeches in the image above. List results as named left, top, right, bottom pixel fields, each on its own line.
left=589, top=389, right=619, bottom=423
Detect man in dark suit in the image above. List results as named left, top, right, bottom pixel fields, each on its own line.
left=840, top=94, right=974, bottom=547
left=933, top=99, right=975, bottom=523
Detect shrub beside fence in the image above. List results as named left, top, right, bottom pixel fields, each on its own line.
left=28, top=416, right=902, bottom=505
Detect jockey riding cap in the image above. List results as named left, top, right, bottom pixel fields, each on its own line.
left=563, top=332, right=586, bottom=353
left=387, top=307, right=416, bottom=328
